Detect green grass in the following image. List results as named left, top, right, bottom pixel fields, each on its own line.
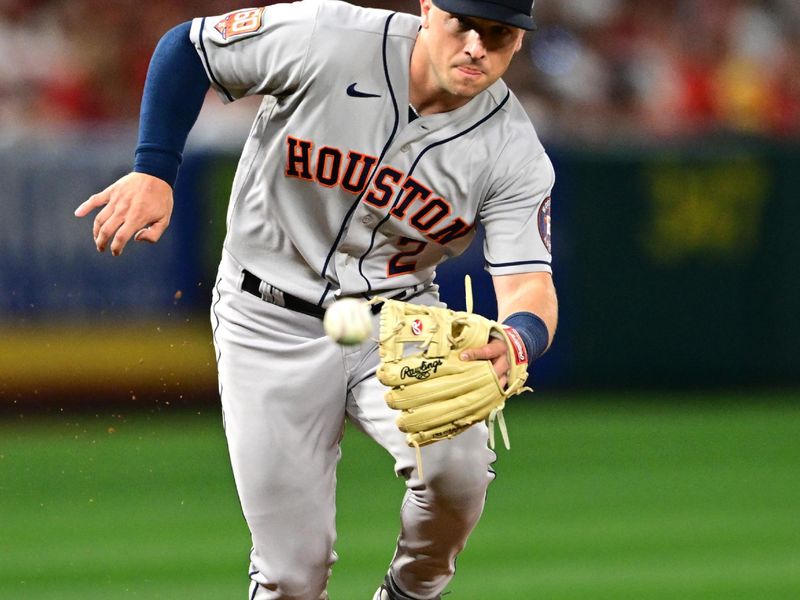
left=1, top=391, right=799, bottom=599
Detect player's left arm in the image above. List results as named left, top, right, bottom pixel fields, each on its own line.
left=465, top=137, right=557, bottom=384
left=494, top=271, right=558, bottom=338
left=460, top=271, right=557, bottom=386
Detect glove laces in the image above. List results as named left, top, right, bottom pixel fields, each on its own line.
left=465, top=274, right=518, bottom=452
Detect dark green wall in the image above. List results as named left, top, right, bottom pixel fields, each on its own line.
left=554, top=141, right=800, bottom=387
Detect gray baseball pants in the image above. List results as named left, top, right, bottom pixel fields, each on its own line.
left=211, top=250, right=495, bottom=600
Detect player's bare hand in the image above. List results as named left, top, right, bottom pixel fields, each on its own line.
left=74, top=172, right=173, bottom=256
left=460, top=337, right=510, bottom=388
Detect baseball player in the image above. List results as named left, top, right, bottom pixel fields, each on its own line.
left=75, top=1, right=557, bottom=598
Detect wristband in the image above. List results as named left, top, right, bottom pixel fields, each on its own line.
left=502, top=312, right=549, bottom=362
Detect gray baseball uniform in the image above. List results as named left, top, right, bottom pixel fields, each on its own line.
left=191, top=2, right=554, bottom=599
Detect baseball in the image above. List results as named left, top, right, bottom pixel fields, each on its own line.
left=323, top=298, right=373, bottom=345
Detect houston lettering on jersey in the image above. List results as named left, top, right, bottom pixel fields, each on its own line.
left=285, top=136, right=472, bottom=246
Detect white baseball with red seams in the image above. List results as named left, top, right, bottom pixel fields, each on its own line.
left=323, top=298, right=373, bottom=345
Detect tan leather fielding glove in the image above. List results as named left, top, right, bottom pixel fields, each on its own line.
left=376, top=283, right=530, bottom=454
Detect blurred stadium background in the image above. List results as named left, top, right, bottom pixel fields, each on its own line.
left=1, top=0, right=799, bottom=598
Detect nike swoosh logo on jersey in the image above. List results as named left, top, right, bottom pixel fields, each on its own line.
left=346, top=83, right=381, bottom=98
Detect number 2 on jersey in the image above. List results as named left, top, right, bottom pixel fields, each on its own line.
left=388, top=237, right=427, bottom=277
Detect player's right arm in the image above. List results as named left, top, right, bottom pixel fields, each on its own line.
left=74, top=172, right=174, bottom=255
left=76, top=5, right=318, bottom=256
left=75, top=21, right=210, bottom=256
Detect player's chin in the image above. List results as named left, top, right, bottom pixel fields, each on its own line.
left=449, top=72, right=491, bottom=97
left=448, top=79, right=489, bottom=99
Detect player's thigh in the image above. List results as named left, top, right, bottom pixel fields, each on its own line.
left=211, top=275, right=347, bottom=490
left=348, top=374, right=496, bottom=488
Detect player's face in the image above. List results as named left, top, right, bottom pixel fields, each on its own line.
left=419, top=1, right=524, bottom=101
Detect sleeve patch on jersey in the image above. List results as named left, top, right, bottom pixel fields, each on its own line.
left=537, top=196, right=552, bottom=254
left=214, top=8, right=266, bottom=40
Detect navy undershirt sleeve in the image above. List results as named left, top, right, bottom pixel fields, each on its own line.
left=134, top=21, right=210, bottom=188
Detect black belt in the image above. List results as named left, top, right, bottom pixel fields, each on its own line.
left=241, top=270, right=326, bottom=319
left=241, top=269, right=428, bottom=320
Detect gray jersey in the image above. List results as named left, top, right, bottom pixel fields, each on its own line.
left=190, top=0, right=554, bottom=307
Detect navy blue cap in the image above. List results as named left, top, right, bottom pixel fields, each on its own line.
left=431, top=0, right=536, bottom=30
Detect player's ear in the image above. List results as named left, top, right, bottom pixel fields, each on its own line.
left=419, top=0, right=432, bottom=27
left=513, top=30, right=524, bottom=53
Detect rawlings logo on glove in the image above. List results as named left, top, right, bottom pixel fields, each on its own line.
left=400, top=359, right=444, bottom=380
left=375, top=277, right=531, bottom=473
